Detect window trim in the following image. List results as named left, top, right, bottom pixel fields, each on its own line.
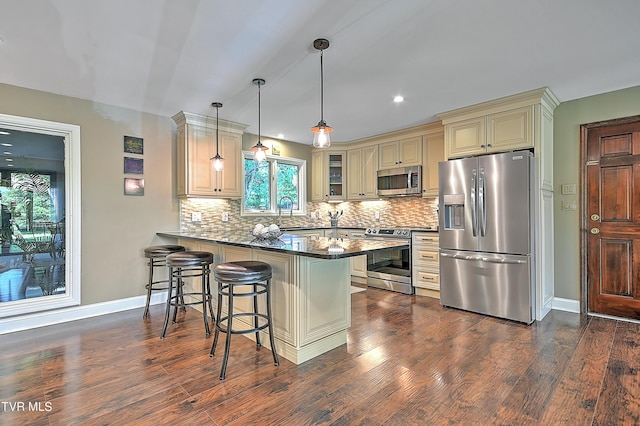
left=241, top=151, right=307, bottom=217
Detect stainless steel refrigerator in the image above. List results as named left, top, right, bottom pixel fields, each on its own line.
left=438, top=150, right=535, bottom=324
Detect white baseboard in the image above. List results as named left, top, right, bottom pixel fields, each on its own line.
left=552, top=297, right=580, bottom=314
left=0, top=293, right=584, bottom=336
left=0, top=292, right=167, bottom=335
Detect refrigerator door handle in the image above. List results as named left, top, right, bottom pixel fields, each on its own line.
left=480, top=257, right=527, bottom=264
left=471, top=169, right=477, bottom=237
left=479, top=169, right=486, bottom=237
left=441, top=252, right=527, bottom=264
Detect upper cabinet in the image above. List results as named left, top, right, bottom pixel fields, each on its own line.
left=421, top=130, right=444, bottom=198
left=347, top=145, right=378, bottom=200
left=173, top=111, right=247, bottom=198
left=312, top=150, right=347, bottom=202
left=438, top=87, right=559, bottom=192
left=444, top=106, right=533, bottom=158
left=379, top=136, right=422, bottom=168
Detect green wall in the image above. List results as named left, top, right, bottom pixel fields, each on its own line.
left=553, top=85, right=640, bottom=300
left=0, top=82, right=180, bottom=305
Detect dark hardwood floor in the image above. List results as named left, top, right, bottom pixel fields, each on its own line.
left=1, top=287, right=639, bottom=425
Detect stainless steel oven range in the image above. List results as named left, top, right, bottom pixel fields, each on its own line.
left=364, top=228, right=412, bottom=294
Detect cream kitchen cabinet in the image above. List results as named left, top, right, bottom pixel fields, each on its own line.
left=442, top=99, right=539, bottom=159
left=421, top=130, right=444, bottom=197
left=411, top=232, right=440, bottom=298
left=347, top=145, right=378, bottom=200
left=173, top=111, right=246, bottom=198
left=378, top=136, right=422, bottom=169
left=312, top=150, right=346, bottom=202
left=347, top=230, right=367, bottom=282
left=443, top=106, right=533, bottom=158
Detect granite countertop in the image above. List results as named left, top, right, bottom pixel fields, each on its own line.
left=157, top=231, right=410, bottom=260
left=281, top=226, right=438, bottom=233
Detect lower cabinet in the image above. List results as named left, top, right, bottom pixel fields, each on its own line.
left=347, top=230, right=367, bottom=282
left=411, top=232, right=440, bottom=298
left=178, top=238, right=351, bottom=364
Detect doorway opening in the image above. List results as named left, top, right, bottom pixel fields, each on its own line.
left=0, top=113, right=81, bottom=318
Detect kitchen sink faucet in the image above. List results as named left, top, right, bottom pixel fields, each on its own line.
left=277, top=196, right=294, bottom=226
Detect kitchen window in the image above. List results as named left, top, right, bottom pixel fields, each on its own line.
left=241, top=151, right=306, bottom=216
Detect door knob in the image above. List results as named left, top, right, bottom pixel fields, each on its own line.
left=590, top=228, right=600, bottom=234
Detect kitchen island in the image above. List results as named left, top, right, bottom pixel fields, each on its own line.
left=157, top=231, right=409, bottom=364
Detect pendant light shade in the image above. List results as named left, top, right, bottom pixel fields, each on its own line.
left=251, top=78, right=269, bottom=162
left=210, top=102, right=224, bottom=171
left=311, top=38, right=333, bottom=148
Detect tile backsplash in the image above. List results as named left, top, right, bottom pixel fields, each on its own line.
left=180, top=197, right=439, bottom=234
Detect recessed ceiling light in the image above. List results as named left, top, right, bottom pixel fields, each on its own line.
left=5, top=158, right=13, bottom=162
left=3, top=151, right=11, bottom=155
left=1, top=142, right=12, bottom=146
left=277, top=134, right=284, bottom=139
left=393, top=95, right=404, bottom=103
left=0, top=131, right=10, bottom=135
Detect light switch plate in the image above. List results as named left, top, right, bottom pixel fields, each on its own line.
left=561, top=184, right=576, bottom=195
left=222, top=212, right=229, bottom=222
left=191, top=212, right=202, bottom=222
left=562, top=200, right=577, bottom=211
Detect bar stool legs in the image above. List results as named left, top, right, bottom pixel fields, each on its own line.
left=143, top=245, right=185, bottom=318
left=210, top=261, right=279, bottom=380
left=160, top=251, right=215, bottom=339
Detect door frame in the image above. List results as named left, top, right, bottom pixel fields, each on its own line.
left=579, top=115, right=640, bottom=315
left=0, top=113, right=82, bottom=318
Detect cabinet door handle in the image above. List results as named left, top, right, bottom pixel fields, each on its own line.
left=421, top=276, right=435, bottom=281
left=422, top=254, right=435, bottom=259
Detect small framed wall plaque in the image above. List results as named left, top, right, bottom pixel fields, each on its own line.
left=124, top=178, right=144, bottom=196
left=124, top=136, right=144, bottom=155
left=124, top=157, right=143, bottom=174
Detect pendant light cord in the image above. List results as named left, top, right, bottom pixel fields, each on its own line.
left=320, top=49, right=324, bottom=123
left=215, top=105, right=220, bottom=153
left=258, top=82, right=261, bottom=142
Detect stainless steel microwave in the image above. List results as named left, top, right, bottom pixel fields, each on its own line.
left=377, top=166, right=422, bottom=196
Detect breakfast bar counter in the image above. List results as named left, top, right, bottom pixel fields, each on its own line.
left=156, top=230, right=409, bottom=259
left=157, top=231, right=409, bottom=365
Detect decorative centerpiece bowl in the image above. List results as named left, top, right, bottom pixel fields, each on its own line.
left=250, top=223, right=283, bottom=242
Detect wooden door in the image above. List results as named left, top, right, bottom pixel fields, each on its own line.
left=584, top=116, right=640, bottom=318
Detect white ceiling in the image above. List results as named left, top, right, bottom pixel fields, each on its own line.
left=1, top=0, right=639, bottom=145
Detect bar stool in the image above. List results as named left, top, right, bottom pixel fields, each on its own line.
left=210, top=261, right=279, bottom=380
left=161, top=251, right=215, bottom=339
left=143, top=245, right=186, bottom=318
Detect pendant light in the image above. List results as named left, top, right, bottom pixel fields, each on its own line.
left=210, top=102, right=224, bottom=171
left=251, top=78, right=269, bottom=162
left=311, top=38, right=333, bottom=148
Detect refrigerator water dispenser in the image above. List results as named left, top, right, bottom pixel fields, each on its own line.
left=443, top=194, right=465, bottom=230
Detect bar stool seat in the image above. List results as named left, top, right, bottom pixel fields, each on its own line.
left=161, top=251, right=215, bottom=338
left=210, top=261, right=279, bottom=380
left=143, top=244, right=186, bottom=318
